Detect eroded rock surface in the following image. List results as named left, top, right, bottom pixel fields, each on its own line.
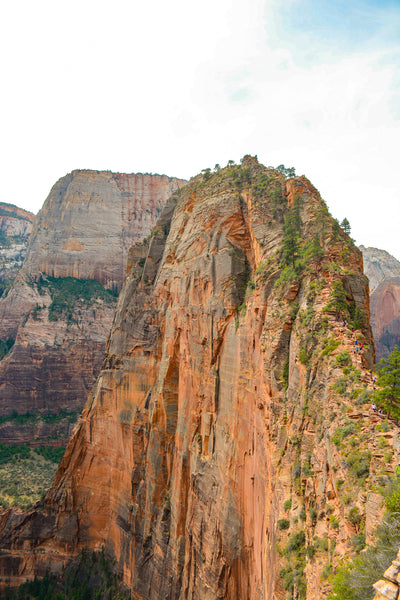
left=0, top=203, right=34, bottom=292
left=0, top=171, right=185, bottom=445
left=361, top=246, right=400, bottom=359
left=0, top=158, right=391, bottom=599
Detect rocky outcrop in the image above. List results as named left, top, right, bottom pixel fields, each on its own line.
left=0, top=158, right=390, bottom=599
left=0, top=203, right=34, bottom=292
left=361, top=246, right=400, bottom=359
left=373, top=550, right=400, bottom=600
left=0, top=171, right=185, bottom=445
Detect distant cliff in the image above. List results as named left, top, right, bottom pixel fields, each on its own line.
left=0, top=202, right=34, bottom=294
left=361, top=246, right=400, bottom=360
left=2, top=158, right=394, bottom=600
left=22, top=170, right=182, bottom=290
left=0, top=171, right=186, bottom=446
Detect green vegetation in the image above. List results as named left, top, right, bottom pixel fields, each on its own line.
left=335, top=351, right=351, bottom=367
left=280, top=529, right=307, bottom=599
left=282, top=206, right=301, bottom=269
left=0, top=336, right=15, bottom=360
left=276, top=164, right=296, bottom=178
left=340, top=217, right=351, bottom=236
left=282, top=357, right=289, bottom=390
left=331, top=421, right=357, bottom=447
left=324, top=280, right=348, bottom=315
left=333, top=377, right=348, bottom=395
left=348, top=303, right=365, bottom=330
left=0, top=549, right=129, bottom=599
left=0, top=443, right=30, bottom=464
left=35, top=445, right=65, bottom=463
left=329, top=479, right=400, bottom=600
left=284, top=499, right=292, bottom=511
left=0, top=278, right=14, bottom=299
left=278, top=518, right=290, bottom=530
left=0, top=409, right=79, bottom=426
left=0, top=445, right=62, bottom=509
left=299, top=348, right=308, bottom=365
left=320, top=336, right=340, bottom=357
left=374, top=345, right=400, bottom=418
left=35, top=275, right=117, bottom=321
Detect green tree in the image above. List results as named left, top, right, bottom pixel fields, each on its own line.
left=277, top=164, right=296, bottom=178
left=374, top=345, right=400, bottom=418
left=340, top=218, right=351, bottom=236
left=282, top=203, right=302, bottom=269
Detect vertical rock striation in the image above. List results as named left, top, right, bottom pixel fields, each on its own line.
left=0, top=171, right=185, bottom=445
left=361, top=246, right=400, bottom=359
left=0, top=158, right=386, bottom=599
left=0, top=202, right=34, bottom=292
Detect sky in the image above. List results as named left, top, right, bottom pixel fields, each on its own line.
left=1, top=0, right=399, bottom=258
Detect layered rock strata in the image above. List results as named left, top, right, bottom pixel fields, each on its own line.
left=361, top=246, right=400, bottom=359
left=0, top=203, right=34, bottom=291
left=0, top=171, right=185, bottom=445
left=0, top=158, right=393, bottom=599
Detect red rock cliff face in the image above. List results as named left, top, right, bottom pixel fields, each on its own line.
left=0, top=172, right=185, bottom=444
left=1, top=159, right=384, bottom=599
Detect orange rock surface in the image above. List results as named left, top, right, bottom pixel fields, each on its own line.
left=1, top=158, right=390, bottom=599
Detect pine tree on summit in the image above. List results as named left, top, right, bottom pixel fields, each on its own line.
left=374, top=345, right=400, bottom=418
left=340, top=217, right=351, bottom=236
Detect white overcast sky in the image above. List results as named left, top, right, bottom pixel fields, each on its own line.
left=1, top=0, right=399, bottom=259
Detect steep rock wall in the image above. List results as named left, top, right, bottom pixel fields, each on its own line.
left=0, top=172, right=185, bottom=445
left=0, top=159, right=388, bottom=599
left=0, top=203, right=34, bottom=291
left=22, top=171, right=183, bottom=291
left=361, top=246, right=400, bottom=359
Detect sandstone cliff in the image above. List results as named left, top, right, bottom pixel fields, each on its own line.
left=0, top=158, right=394, bottom=599
left=361, top=246, right=400, bottom=360
left=0, top=171, right=185, bottom=446
left=0, top=203, right=34, bottom=294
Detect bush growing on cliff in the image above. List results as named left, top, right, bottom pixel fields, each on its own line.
left=0, top=336, right=15, bottom=360
left=324, top=280, right=348, bottom=315
left=36, top=275, right=117, bottom=321
left=374, top=345, right=400, bottom=419
left=329, top=503, right=400, bottom=600
left=335, top=351, right=351, bottom=367
left=278, top=518, right=290, bottom=530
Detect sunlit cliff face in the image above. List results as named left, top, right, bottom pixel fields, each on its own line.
left=1, top=158, right=385, bottom=600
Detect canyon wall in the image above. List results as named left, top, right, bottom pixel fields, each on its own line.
left=0, top=202, right=34, bottom=293
left=361, top=246, right=400, bottom=360
left=0, top=171, right=185, bottom=446
left=1, top=157, right=392, bottom=600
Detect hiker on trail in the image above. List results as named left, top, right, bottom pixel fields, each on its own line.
left=372, top=403, right=376, bottom=411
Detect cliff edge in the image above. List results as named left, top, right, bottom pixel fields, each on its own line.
left=1, top=158, right=390, bottom=600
